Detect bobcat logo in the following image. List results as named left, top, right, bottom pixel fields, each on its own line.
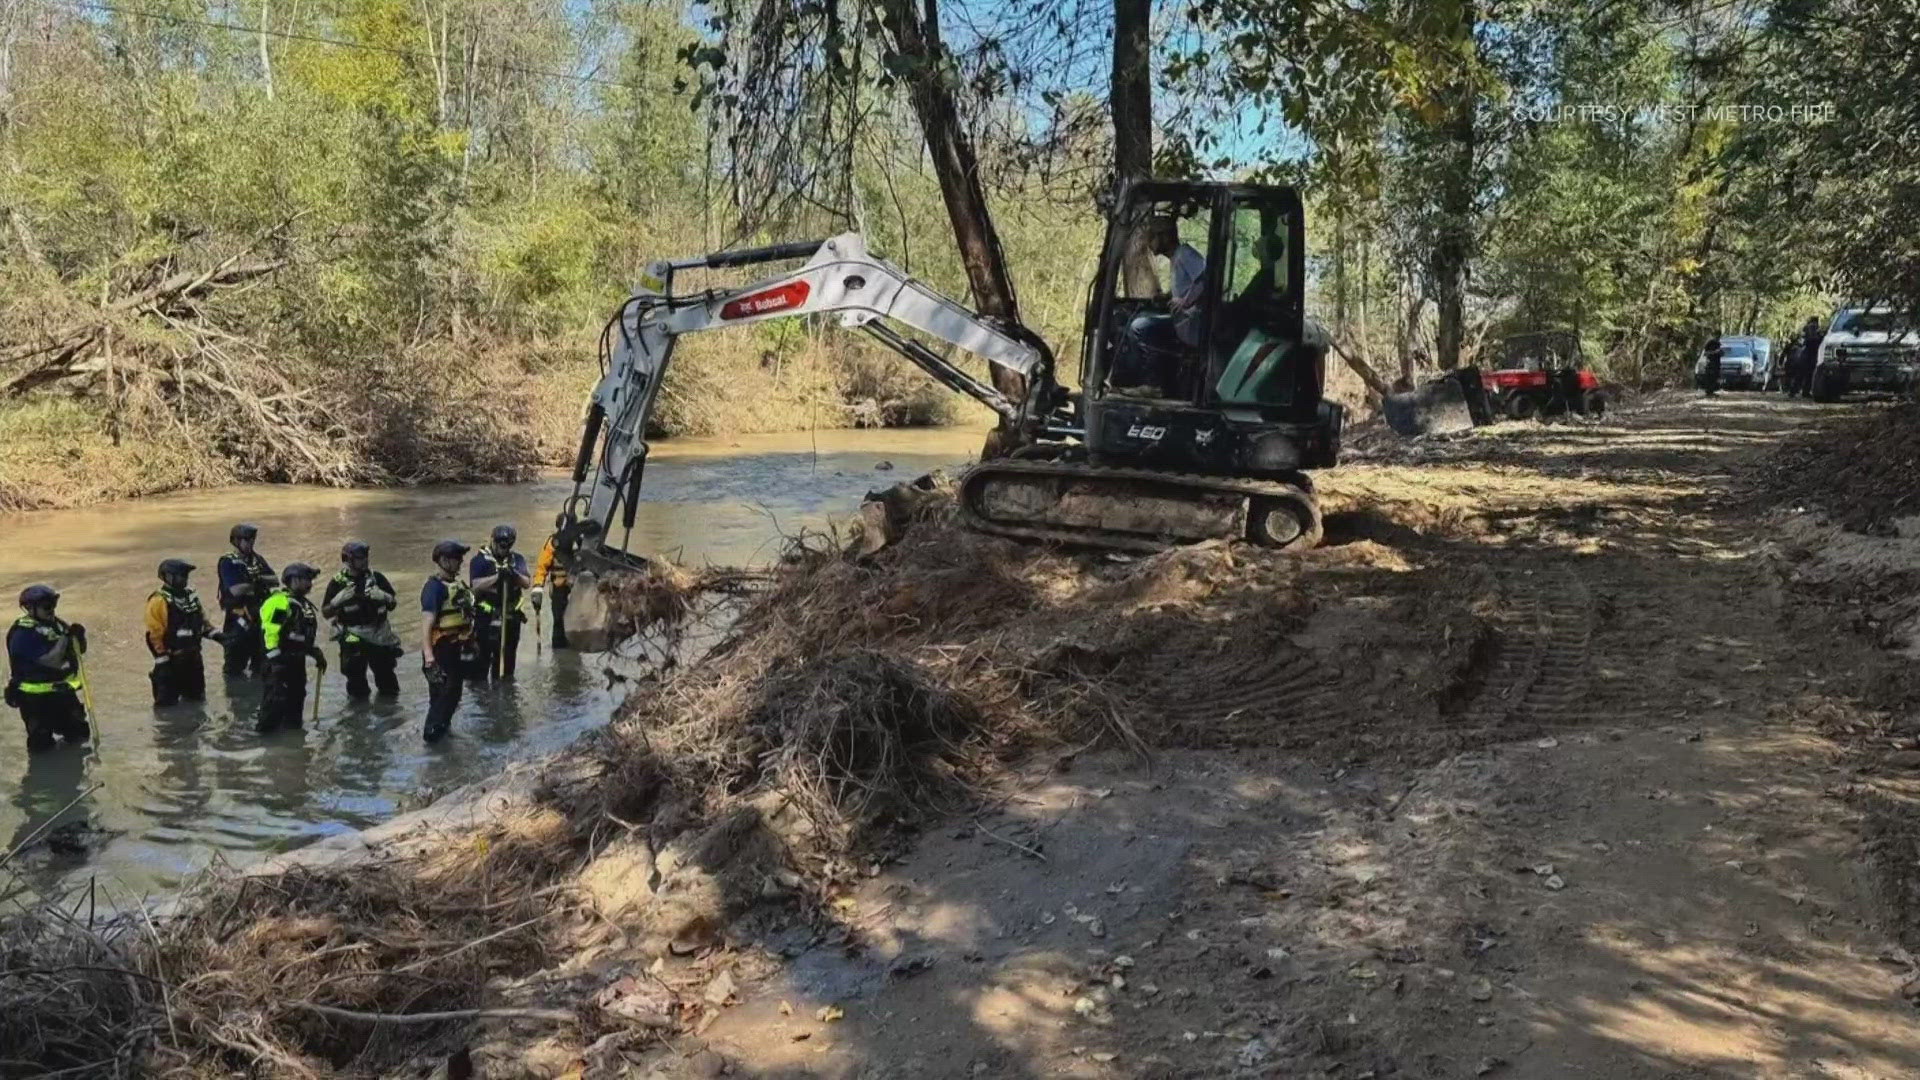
left=1194, top=428, right=1217, bottom=447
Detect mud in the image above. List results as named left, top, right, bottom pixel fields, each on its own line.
left=19, top=392, right=1920, bottom=1079
left=657, top=392, right=1920, bottom=1079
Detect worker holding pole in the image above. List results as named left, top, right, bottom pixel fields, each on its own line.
left=469, top=525, right=532, bottom=681
left=6, top=585, right=92, bottom=753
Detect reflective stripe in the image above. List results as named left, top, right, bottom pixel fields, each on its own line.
left=17, top=673, right=81, bottom=694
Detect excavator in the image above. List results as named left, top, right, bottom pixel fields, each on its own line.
left=553, top=180, right=1345, bottom=608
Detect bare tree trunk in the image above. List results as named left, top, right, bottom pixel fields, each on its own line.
left=258, top=0, right=274, bottom=100
left=1111, top=0, right=1156, bottom=296
left=1431, top=0, right=1476, bottom=370
left=874, top=0, right=1028, bottom=455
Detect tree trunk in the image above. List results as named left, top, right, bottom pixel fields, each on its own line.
left=258, top=0, right=274, bottom=100
left=1111, top=0, right=1157, bottom=296
left=875, top=0, right=1028, bottom=456
left=1431, top=0, right=1476, bottom=370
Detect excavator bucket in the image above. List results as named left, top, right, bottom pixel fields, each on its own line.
left=1383, top=368, right=1493, bottom=437
left=560, top=570, right=615, bottom=653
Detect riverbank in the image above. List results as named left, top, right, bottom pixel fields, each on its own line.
left=0, top=340, right=989, bottom=513
left=14, top=394, right=1920, bottom=1078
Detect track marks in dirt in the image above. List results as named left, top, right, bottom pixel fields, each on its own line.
left=1450, top=564, right=1600, bottom=731
left=1122, top=632, right=1351, bottom=747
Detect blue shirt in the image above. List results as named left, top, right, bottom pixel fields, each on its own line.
left=421, top=577, right=452, bottom=614
left=217, top=551, right=275, bottom=609
left=7, top=620, right=56, bottom=680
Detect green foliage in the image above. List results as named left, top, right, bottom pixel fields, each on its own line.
left=0, top=0, right=1103, bottom=509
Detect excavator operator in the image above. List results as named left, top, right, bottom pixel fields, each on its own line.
left=1119, top=215, right=1208, bottom=396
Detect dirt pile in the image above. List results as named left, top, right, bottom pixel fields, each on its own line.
left=1766, top=401, right=1920, bottom=533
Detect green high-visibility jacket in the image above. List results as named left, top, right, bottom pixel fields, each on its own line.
left=259, top=589, right=319, bottom=656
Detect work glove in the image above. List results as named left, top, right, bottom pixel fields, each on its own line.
left=311, top=648, right=328, bottom=671
left=68, top=623, right=87, bottom=649
left=530, top=586, right=545, bottom=611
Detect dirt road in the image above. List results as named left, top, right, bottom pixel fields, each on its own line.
left=682, top=393, right=1920, bottom=1078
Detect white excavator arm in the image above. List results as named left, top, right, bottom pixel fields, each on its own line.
left=560, top=233, right=1055, bottom=569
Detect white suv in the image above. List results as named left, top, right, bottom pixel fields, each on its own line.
left=1813, top=306, right=1920, bottom=401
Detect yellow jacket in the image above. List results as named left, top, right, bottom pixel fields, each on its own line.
left=532, top=537, right=571, bottom=588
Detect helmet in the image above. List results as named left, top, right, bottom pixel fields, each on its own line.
left=432, top=540, right=470, bottom=562
left=17, top=584, right=59, bottom=609
left=490, top=524, right=517, bottom=546
left=281, top=562, right=318, bottom=585
left=341, top=541, right=370, bottom=561
left=229, top=523, right=259, bottom=544
left=158, top=558, right=195, bottom=579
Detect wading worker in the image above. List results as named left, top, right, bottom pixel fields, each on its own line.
left=531, top=515, right=576, bottom=650
left=145, top=559, right=221, bottom=706
left=421, top=540, right=478, bottom=742
left=470, top=525, right=532, bottom=680
left=256, top=563, right=325, bottom=733
left=322, top=541, right=402, bottom=698
left=216, top=523, right=277, bottom=677
left=6, top=585, right=91, bottom=752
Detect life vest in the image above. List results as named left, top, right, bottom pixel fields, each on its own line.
left=329, top=570, right=390, bottom=628
left=429, top=578, right=478, bottom=647
left=8, top=616, right=81, bottom=694
left=472, top=549, right=525, bottom=618
left=217, top=551, right=275, bottom=611
left=259, top=588, right=318, bottom=655
left=534, top=537, right=572, bottom=589
left=152, top=586, right=209, bottom=656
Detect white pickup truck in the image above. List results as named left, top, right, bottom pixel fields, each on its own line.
left=1812, top=306, right=1920, bottom=402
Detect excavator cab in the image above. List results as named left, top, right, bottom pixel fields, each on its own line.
left=1076, top=180, right=1340, bottom=479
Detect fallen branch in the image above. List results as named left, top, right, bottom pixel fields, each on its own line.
left=973, top=819, right=1047, bottom=862
left=1329, top=337, right=1395, bottom=398
left=289, top=1002, right=576, bottom=1026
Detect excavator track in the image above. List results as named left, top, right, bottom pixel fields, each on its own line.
left=957, top=459, right=1323, bottom=553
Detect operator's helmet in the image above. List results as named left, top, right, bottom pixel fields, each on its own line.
left=432, top=540, right=470, bottom=562
left=281, top=562, right=319, bottom=586
left=341, top=541, right=370, bottom=562
left=158, top=558, right=196, bottom=580
left=230, top=523, right=259, bottom=545
left=17, top=583, right=59, bottom=609
left=490, top=524, right=517, bottom=547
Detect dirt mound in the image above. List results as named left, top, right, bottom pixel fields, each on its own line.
left=1766, top=402, right=1920, bottom=533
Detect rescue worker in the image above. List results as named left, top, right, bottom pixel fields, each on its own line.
left=421, top=540, right=479, bottom=741
left=145, top=559, right=222, bottom=706
left=1700, top=336, right=1724, bottom=397
left=470, top=525, right=532, bottom=680
left=216, top=523, right=277, bottom=677
left=6, top=585, right=91, bottom=752
left=530, top=515, right=577, bottom=650
left=256, top=563, right=326, bottom=733
left=1797, top=316, right=1826, bottom=399
left=321, top=541, right=402, bottom=698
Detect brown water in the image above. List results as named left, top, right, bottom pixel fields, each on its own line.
left=0, top=427, right=985, bottom=902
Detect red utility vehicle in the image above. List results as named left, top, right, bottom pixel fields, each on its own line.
left=1482, top=365, right=1605, bottom=420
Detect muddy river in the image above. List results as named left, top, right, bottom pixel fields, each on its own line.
left=0, top=427, right=985, bottom=902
